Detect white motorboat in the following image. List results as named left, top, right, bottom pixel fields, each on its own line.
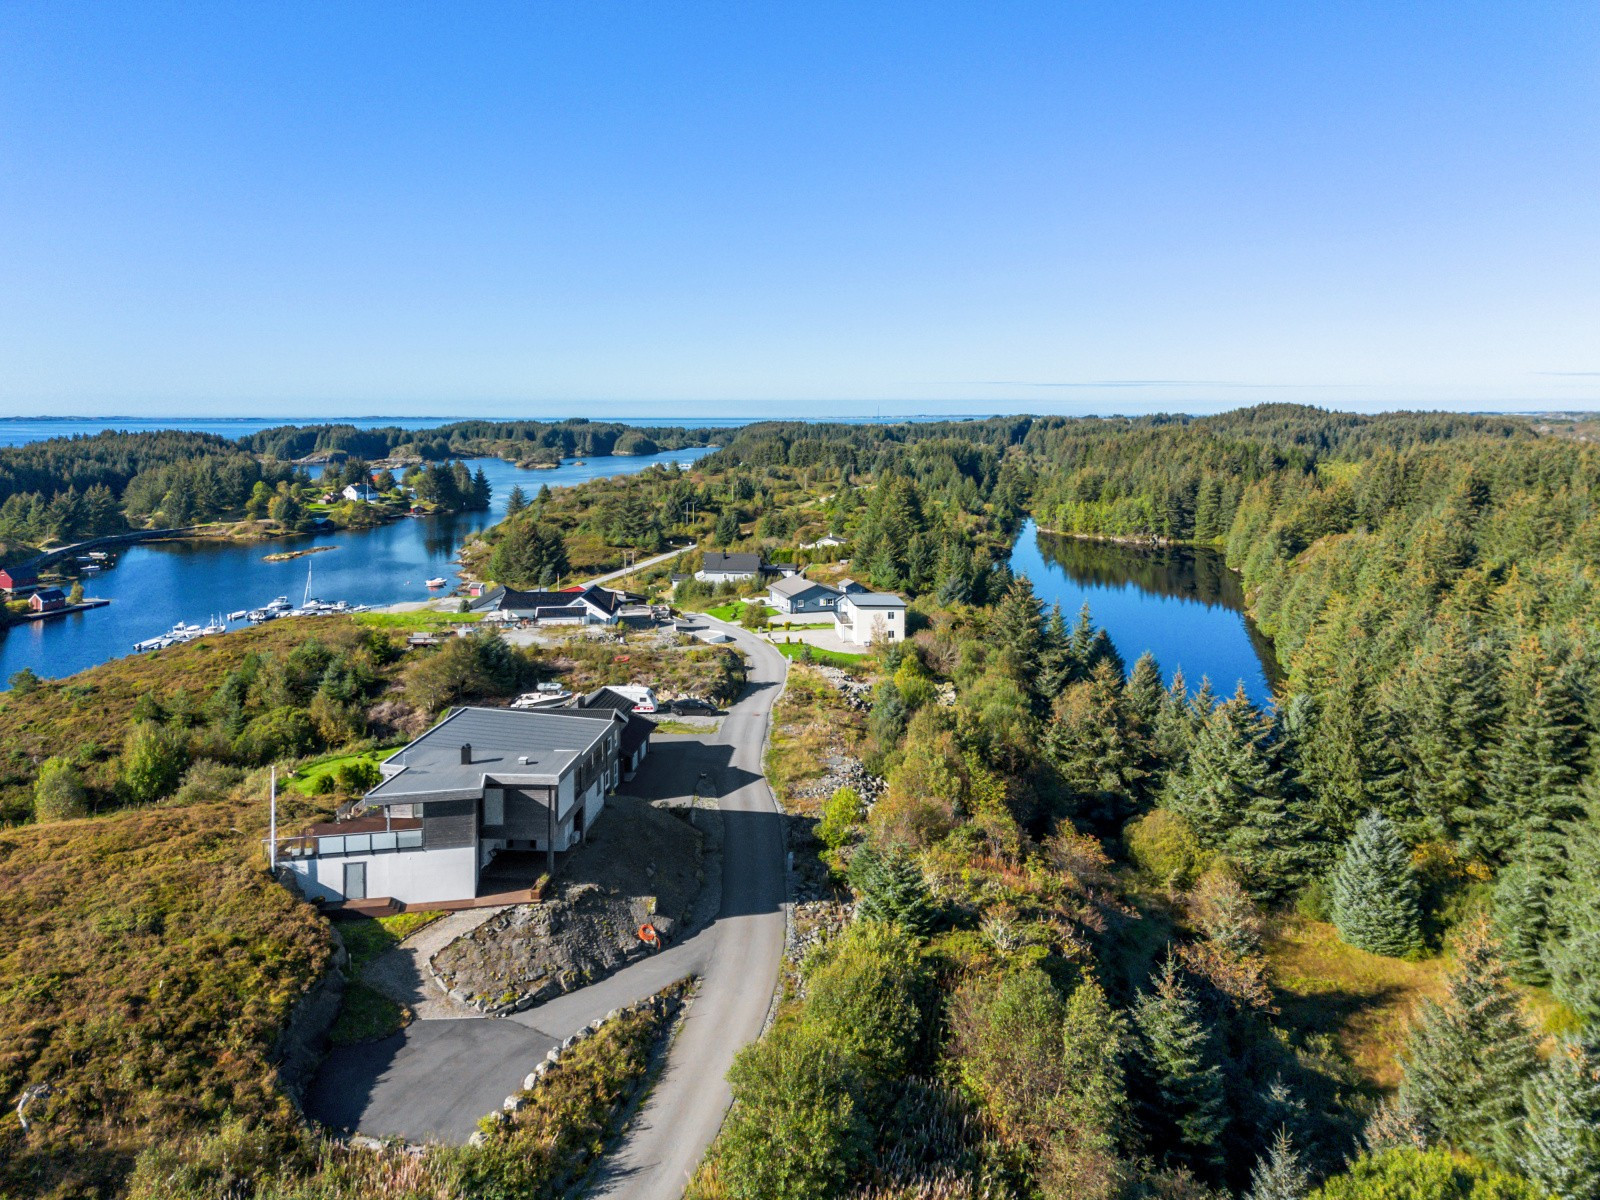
left=425, top=576, right=448, bottom=589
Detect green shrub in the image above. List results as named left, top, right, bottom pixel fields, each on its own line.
left=801, top=921, right=928, bottom=1079
left=816, top=786, right=865, bottom=851
left=720, top=1021, right=869, bottom=1200
left=1125, top=807, right=1210, bottom=889
left=33, top=755, right=88, bottom=820
left=122, top=719, right=190, bottom=804
left=335, top=758, right=383, bottom=792
left=1308, top=1147, right=1545, bottom=1200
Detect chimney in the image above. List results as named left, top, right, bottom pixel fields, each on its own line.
left=460, top=743, right=472, bottom=765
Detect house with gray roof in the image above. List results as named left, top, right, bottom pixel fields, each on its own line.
left=467, top=582, right=624, bottom=624
left=278, top=706, right=625, bottom=905
left=767, top=573, right=840, bottom=615
left=694, top=551, right=764, bottom=584
left=833, top=589, right=907, bottom=646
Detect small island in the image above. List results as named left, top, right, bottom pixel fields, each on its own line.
left=262, top=545, right=338, bottom=563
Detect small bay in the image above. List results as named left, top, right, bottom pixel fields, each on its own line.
left=1, top=448, right=715, bottom=685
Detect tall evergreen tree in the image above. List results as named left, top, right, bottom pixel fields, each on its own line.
left=505, top=484, right=528, bottom=516
left=991, top=575, right=1046, bottom=689
left=1477, top=635, right=1585, bottom=864
left=1133, top=955, right=1227, bottom=1172
left=1164, top=686, right=1303, bottom=897
left=1045, top=660, right=1143, bottom=821
left=848, top=844, right=935, bottom=934
left=1399, top=920, right=1539, bottom=1167
left=1330, top=811, right=1423, bottom=958
left=1546, top=791, right=1600, bottom=1022
left=1518, top=1031, right=1600, bottom=1200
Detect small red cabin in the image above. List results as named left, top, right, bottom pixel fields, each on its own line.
left=0, top=567, right=38, bottom=593
left=29, top=587, right=66, bottom=613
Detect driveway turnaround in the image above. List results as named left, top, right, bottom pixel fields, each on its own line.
left=307, top=616, right=790, bottom=1189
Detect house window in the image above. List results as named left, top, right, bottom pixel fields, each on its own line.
left=484, top=787, right=505, bottom=826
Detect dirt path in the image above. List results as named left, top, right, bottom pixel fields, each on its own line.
left=362, top=907, right=508, bottom=1020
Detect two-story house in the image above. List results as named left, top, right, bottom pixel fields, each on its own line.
left=833, top=589, right=907, bottom=646
left=279, top=706, right=626, bottom=906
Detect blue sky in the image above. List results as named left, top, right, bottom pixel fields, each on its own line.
left=1, top=3, right=1596, bottom=419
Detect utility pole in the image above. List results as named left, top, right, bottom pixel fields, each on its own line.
left=267, top=765, right=277, bottom=873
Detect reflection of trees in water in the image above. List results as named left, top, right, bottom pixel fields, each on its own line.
left=1032, top=533, right=1246, bottom=610
left=423, top=516, right=469, bottom=559
left=1030, top=532, right=1283, bottom=690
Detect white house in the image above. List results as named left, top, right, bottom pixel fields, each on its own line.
left=278, top=706, right=625, bottom=906
left=768, top=574, right=840, bottom=615
left=341, top=482, right=383, bottom=503
left=467, top=583, right=624, bottom=625
left=834, top=589, right=907, bottom=646
left=695, top=552, right=764, bottom=584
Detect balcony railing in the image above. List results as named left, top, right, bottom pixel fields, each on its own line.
left=278, top=828, right=425, bottom=859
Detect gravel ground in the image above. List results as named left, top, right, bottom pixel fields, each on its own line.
left=362, top=907, right=509, bottom=1020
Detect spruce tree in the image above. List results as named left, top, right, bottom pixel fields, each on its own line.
left=1164, top=686, right=1301, bottom=898
left=1398, top=920, right=1539, bottom=1166
left=1477, top=635, right=1584, bottom=864
left=1491, top=854, right=1553, bottom=985
left=1329, top=811, right=1423, bottom=958
left=1133, top=954, right=1227, bottom=1172
left=1518, top=1031, right=1600, bottom=1200
left=849, top=845, right=935, bottom=935
left=1247, top=1127, right=1310, bottom=1200
left=1547, top=796, right=1600, bottom=1022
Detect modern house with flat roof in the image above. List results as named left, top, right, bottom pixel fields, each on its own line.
left=834, top=589, right=907, bottom=646
left=694, top=552, right=763, bottom=584
left=278, top=706, right=625, bottom=906
left=768, top=573, right=840, bottom=615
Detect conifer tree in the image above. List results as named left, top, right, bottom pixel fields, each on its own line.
left=1546, top=792, right=1600, bottom=1022
left=1045, top=660, right=1143, bottom=821
left=505, top=484, right=528, bottom=516
left=1398, top=920, right=1539, bottom=1166
left=1330, top=811, right=1423, bottom=958
left=1164, top=686, right=1302, bottom=897
left=1477, top=635, right=1584, bottom=864
left=1152, top=669, right=1198, bottom=777
left=1247, top=1127, right=1310, bottom=1200
left=1517, top=1031, right=1600, bottom=1200
left=849, top=845, right=935, bottom=935
left=992, top=575, right=1046, bottom=689
left=1133, top=955, right=1227, bottom=1171
left=1126, top=652, right=1166, bottom=733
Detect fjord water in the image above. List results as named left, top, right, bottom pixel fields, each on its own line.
left=1008, top=520, right=1278, bottom=704
left=0, top=449, right=715, bottom=685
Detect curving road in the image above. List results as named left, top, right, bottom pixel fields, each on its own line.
left=309, top=618, right=789, bottom=1198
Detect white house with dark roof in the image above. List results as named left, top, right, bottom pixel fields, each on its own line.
left=277, top=706, right=625, bottom=905
left=341, top=482, right=384, bottom=503
left=768, top=573, right=840, bottom=615
left=833, top=589, right=907, bottom=646
left=694, top=551, right=764, bottom=583
left=467, top=583, right=624, bottom=625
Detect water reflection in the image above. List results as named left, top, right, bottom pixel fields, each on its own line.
left=1010, top=521, right=1279, bottom=703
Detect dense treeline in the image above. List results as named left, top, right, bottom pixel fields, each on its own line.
left=236, top=417, right=719, bottom=463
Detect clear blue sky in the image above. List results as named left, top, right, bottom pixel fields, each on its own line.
left=1, top=3, right=1596, bottom=419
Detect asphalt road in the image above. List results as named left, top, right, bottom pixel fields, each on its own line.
left=308, top=617, right=790, bottom=1193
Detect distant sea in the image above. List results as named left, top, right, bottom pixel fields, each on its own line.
left=0, top=413, right=985, bottom=449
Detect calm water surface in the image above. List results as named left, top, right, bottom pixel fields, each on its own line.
left=1, top=449, right=715, bottom=684
left=1008, top=520, right=1278, bottom=704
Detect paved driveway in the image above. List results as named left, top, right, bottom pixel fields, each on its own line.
left=306, top=617, right=790, bottom=1179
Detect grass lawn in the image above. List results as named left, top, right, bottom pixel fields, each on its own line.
left=1264, top=914, right=1447, bottom=1088
left=354, top=609, right=482, bottom=632
left=339, top=909, right=447, bottom=972
left=651, top=718, right=724, bottom=735
left=773, top=641, right=868, bottom=667
left=704, top=600, right=774, bottom=622
left=286, top=745, right=403, bottom=795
